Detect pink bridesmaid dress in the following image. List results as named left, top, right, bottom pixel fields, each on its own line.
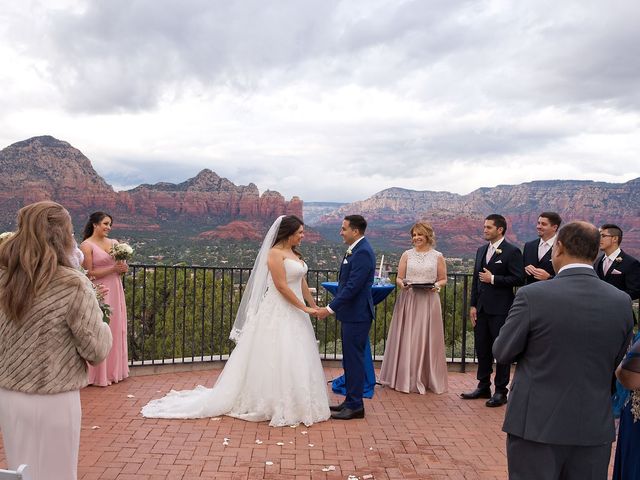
left=83, top=239, right=130, bottom=386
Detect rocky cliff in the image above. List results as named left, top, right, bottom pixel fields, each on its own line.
left=318, top=180, right=640, bottom=257
left=0, top=136, right=302, bottom=234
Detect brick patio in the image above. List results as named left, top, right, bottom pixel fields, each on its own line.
left=0, top=366, right=618, bottom=479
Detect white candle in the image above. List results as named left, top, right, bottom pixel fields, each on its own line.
left=379, top=255, right=384, bottom=277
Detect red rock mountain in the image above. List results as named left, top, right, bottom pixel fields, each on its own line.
left=317, top=181, right=640, bottom=257
left=0, top=136, right=302, bottom=233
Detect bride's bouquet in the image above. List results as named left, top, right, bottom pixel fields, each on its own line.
left=110, top=242, right=134, bottom=261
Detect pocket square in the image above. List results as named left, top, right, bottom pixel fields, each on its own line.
left=343, top=259, right=349, bottom=264
left=611, top=269, right=622, bottom=275
left=495, top=260, right=503, bottom=264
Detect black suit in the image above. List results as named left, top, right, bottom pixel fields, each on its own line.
left=470, top=239, right=525, bottom=393
left=594, top=250, right=640, bottom=301
left=522, top=238, right=555, bottom=285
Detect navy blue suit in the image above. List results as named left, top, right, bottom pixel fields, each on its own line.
left=329, top=237, right=376, bottom=409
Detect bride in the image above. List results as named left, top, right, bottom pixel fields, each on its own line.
left=141, top=215, right=330, bottom=426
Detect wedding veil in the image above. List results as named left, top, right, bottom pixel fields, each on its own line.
left=229, top=215, right=285, bottom=342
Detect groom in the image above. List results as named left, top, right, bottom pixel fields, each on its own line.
left=316, top=215, right=376, bottom=420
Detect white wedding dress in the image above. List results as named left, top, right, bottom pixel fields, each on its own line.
left=141, top=258, right=330, bottom=427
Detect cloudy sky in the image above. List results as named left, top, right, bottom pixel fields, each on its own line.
left=1, top=0, right=639, bottom=202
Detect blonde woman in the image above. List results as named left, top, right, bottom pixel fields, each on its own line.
left=0, top=201, right=112, bottom=480
left=380, top=222, right=448, bottom=394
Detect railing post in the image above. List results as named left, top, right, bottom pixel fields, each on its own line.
left=461, top=275, right=469, bottom=373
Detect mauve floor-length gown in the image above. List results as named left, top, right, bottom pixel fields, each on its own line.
left=83, top=240, right=129, bottom=386
left=380, top=248, right=448, bottom=394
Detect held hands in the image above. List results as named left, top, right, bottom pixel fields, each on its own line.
left=303, top=306, right=330, bottom=319
left=524, top=265, right=551, bottom=280
left=478, top=268, right=492, bottom=284
left=314, top=307, right=331, bottom=319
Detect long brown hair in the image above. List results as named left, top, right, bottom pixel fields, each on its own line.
left=273, top=215, right=304, bottom=258
left=0, top=201, right=75, bottom=321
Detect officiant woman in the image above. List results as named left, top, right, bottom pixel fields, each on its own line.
left=379, top=222, right=448, bottom=394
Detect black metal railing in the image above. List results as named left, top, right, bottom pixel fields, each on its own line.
left=124, top=265, right=477, bottom=371
left=124, top=265, right=640, bottom=371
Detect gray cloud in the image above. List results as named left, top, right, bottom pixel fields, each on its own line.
left=20, top=0, right=636, bottom=112
left=1, top=0, right=638, bottom=203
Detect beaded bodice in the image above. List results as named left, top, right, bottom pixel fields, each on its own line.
left=405, top=248, right=440, bottom=283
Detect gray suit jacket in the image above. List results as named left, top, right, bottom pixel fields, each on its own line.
left=493, top=267, right=634, bottom=446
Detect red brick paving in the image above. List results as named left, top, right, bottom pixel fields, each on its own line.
left=0, top=366, right=617, bottom=479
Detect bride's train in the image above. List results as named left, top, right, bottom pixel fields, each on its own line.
left=141, top=259, right=330, bottom=427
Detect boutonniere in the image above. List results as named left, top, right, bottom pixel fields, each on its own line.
left=495, top=248, right=502, bottom=255
left=614, top=256, right=623, bottom=263
left=346, top=248, right=353, bottom=257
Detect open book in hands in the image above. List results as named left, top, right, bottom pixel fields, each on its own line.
left=403, top=280, right=435, bottom=289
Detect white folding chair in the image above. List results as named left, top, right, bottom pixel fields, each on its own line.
left=0, top=465, right=31, bottom=480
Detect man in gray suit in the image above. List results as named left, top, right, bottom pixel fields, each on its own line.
left=493, top=221, right=634, bottom=480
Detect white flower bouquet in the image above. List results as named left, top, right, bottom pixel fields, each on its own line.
left=110, top=242, right=133, bottom=261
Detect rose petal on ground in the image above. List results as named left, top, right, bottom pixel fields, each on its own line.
left=265, top=461, right=274, bottom=466
left=255, top=440, right=263, bottom=444
left=126, top=394, right=135, bottom=398
left=91, top=426, right=100, bottom=430
left=276, top=442, right=285, bottom=446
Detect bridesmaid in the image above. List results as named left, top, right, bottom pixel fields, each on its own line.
left=80, top=212, right=130, bottom=386
left=379, top=222, right=448, bottom=394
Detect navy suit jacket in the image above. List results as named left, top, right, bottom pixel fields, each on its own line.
left=329, top=237, right=376, bottom=323
left=594, top=250, right=640, bottom=301
left=522, top=238, right=555, bottom=285
left=470, top=239, right=525, bottom=316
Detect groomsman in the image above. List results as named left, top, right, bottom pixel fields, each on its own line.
left=595, top=224, right=640, bottom=301
left=461, top=214, right=524, bottom=407
left=494, top=221, right=634, bottom=479
left=522, top=212, right=561, bottom=285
